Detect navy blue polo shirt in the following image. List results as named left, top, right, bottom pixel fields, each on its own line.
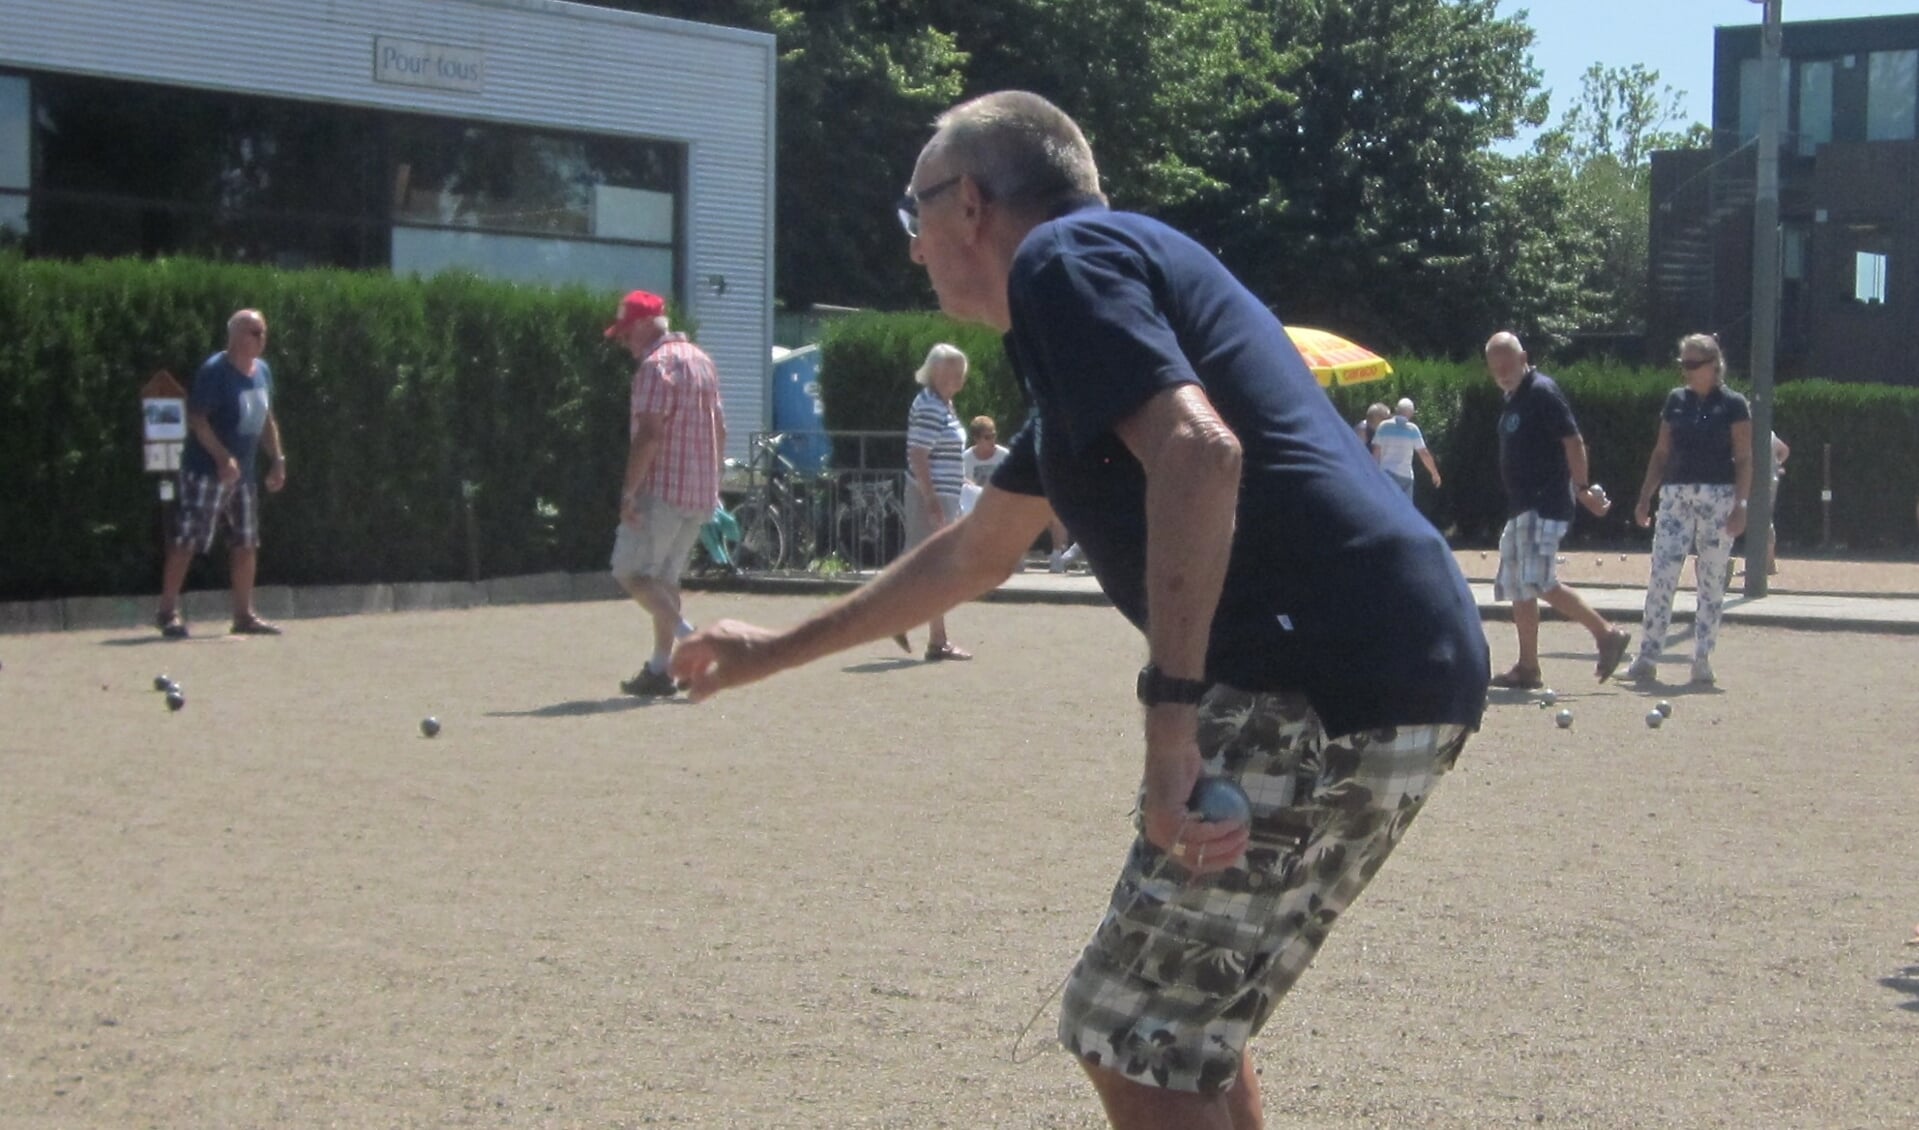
left=1497, top=370, right=1578, bottom=522
left=181, top=352, right=274, bottom=477
left=1660, top=385, right=1750, bottom=485
left=989, top=206, right=1486, bottom=738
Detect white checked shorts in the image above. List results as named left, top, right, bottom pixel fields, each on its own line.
left=1494, top=509, right=1570, bottom=601
left=172, top=471, right=260, bottom=553
left=1059, top=687, right=1468, bottom=1094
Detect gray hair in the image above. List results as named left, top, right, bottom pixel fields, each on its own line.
left=227, top=308, right=265, bottom=333
left=915, top=342, right=968, bottom=386
left=930, top=91, right=1106, bottom=220
left=1484, top=331, right=1524, bottom=357
left=1395, top=398, right=1416, bottom=416
left=1677, top=332, right=1726, bottom=381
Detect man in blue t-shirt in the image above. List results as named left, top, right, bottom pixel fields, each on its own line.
left=1485, top=332, right=1632, bottom=690
left=155, top=308, right=289, bottom=638
left=674, top=92, right=1486, bottom=1125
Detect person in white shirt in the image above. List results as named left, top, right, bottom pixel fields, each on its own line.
left=960, top=415, right=1009, bottom=514
left=1370, top=398, right=1442, bottom=500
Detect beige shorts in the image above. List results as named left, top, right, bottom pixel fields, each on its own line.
left=902, top=492, right=960, bottom=548
left=610, top=494, right=707, bottom=585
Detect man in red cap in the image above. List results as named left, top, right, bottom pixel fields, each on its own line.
left=604, top=290, right=727, bottom=696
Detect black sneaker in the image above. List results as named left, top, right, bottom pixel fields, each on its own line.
left=620, top=667, right=678, bottom=697
left=156, top=610, right=189, bottom=639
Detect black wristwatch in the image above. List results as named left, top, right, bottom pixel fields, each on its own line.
left=1136, top=663, right=1211, bottom=706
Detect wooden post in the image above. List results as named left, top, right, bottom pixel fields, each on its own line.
left=139, top=369, right=188, bottom=576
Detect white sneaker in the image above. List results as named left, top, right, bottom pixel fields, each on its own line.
left=1690, top=658, right=1715, bottom=686
left=1625, top=657, right=1657, bottom=682
left=1048, top=550, right=1067, bottom=574
left=1061, top=543, right=1085, bottom=567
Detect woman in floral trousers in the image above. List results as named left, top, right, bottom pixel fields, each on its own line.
left=1627, top=333, right=1754, bottom=686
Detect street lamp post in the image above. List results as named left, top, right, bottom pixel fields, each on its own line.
left=1745, top=0, right=1783, bottom=598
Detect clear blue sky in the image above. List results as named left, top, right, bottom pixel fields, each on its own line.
left=1496, top=0, right=1918, bottom=145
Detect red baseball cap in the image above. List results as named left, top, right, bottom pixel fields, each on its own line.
left=604, top=290, right=666, bottom=338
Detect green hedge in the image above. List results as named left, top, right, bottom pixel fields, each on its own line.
left=819, top=313, right=1919, bottom=551
left=0, top=254, right=640, bottom=600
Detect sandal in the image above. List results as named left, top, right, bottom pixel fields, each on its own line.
left=924, top=642, right=972, bottom=662
left=1489, top=665, right=1542, bottom=689
left=1594, top=629, right=1632, bottom=682
left=230, top=614, right=283, bottom=636
left=155, top=609, right=189, bottom=640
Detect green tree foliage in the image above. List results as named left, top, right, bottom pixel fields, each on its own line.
left=922, top=1, right=1273, bottom=211
left=1531, top=64, right=1711, bottom=335
left=572, top=3, right=1712, bottom=355
left=1164, top=0, right=1548, bottom=355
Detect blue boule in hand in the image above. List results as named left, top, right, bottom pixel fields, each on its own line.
left=1187, top=776, right=1250, bottom=824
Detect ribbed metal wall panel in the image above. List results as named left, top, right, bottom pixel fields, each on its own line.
left=0, top=0, right=775, bottom=442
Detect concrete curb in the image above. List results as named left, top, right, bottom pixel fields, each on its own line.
left=5, top=567, right=1915, bottom=636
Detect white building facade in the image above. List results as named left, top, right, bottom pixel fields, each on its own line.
left=0, top=0, right=776, bottom=436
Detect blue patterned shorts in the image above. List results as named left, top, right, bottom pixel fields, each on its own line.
left=1494, top=509, right=1569, bottom=601
left=1059, top=687, right=1468, bottom=1093
left=171, top=471, right=259, bottom=553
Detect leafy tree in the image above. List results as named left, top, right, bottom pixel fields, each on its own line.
left=1532, top=64, right=1710, bottom=336
left=1165, top=0, right=1548, bottom=355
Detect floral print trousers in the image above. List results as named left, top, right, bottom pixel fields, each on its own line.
left=1638, top=482, right=1737, bottom=666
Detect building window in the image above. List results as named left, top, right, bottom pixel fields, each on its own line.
left=1795, top=59, right=1834, bottom=156
left=1782, top=225, right=1808, bottom=281
left=0, top=74, right=25, bottom=242
left=18, top=71, right=684, bottom=296
left=386, top=118, right=681, bottom=296
left=1854, top=251, right=1888, bottom=305
left=1868, top=49, right=1918, bottom=141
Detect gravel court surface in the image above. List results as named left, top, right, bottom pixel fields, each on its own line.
left=1, top=595, right=1915, bottom=1129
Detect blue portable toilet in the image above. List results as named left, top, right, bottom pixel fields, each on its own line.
left=770, top=345, right=830, bottom=472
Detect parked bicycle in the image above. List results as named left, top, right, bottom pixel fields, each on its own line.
left=728, top=432, right=828, bottom=571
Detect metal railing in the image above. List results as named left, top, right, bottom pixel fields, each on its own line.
left=709, top=430, right=913, bottom=575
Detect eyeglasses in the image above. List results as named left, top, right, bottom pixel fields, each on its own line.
left=1677, top=358, right=1713, bottom=371
left=896, top=174, right=963, bottom=238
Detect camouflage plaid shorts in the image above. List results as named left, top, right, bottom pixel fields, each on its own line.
left=1058, top=687, right=1469, bottom=1094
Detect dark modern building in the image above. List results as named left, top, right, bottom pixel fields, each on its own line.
left=1648, top=13, right=1919, bottom=385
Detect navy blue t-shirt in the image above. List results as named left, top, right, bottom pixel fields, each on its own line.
left=181, top=352, right=274, bottom=476
left=1497, top=370, right=1578, bottom=522
left=1660, top=385, right=1750, bottom=485
left=990, top=206, right=1486, bottom=737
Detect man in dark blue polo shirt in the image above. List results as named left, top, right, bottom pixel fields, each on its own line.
left=675, top=92, right=1486, bottom=1128
left=155, top=308, right=289, bottom=639
left=1484, top=332, right=1631, bottom=689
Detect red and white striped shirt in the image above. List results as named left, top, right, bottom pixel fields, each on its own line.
left=631, top=332, right=725, bottom=512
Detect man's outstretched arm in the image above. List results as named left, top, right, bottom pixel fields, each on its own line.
left=672, top=488, right=1053, bottom=699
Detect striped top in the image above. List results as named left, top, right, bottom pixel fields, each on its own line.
left=632, top=332, right=726, bottom=512
left=907, top=388, right=966, bottom=499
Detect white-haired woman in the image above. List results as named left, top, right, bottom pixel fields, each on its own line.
left=1627, top=333, right=1752, bottom=685
left=894, top=343, right=972, bottom=661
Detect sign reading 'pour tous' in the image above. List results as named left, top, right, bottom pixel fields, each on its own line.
left=373, top=36, right=485, bottom=94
